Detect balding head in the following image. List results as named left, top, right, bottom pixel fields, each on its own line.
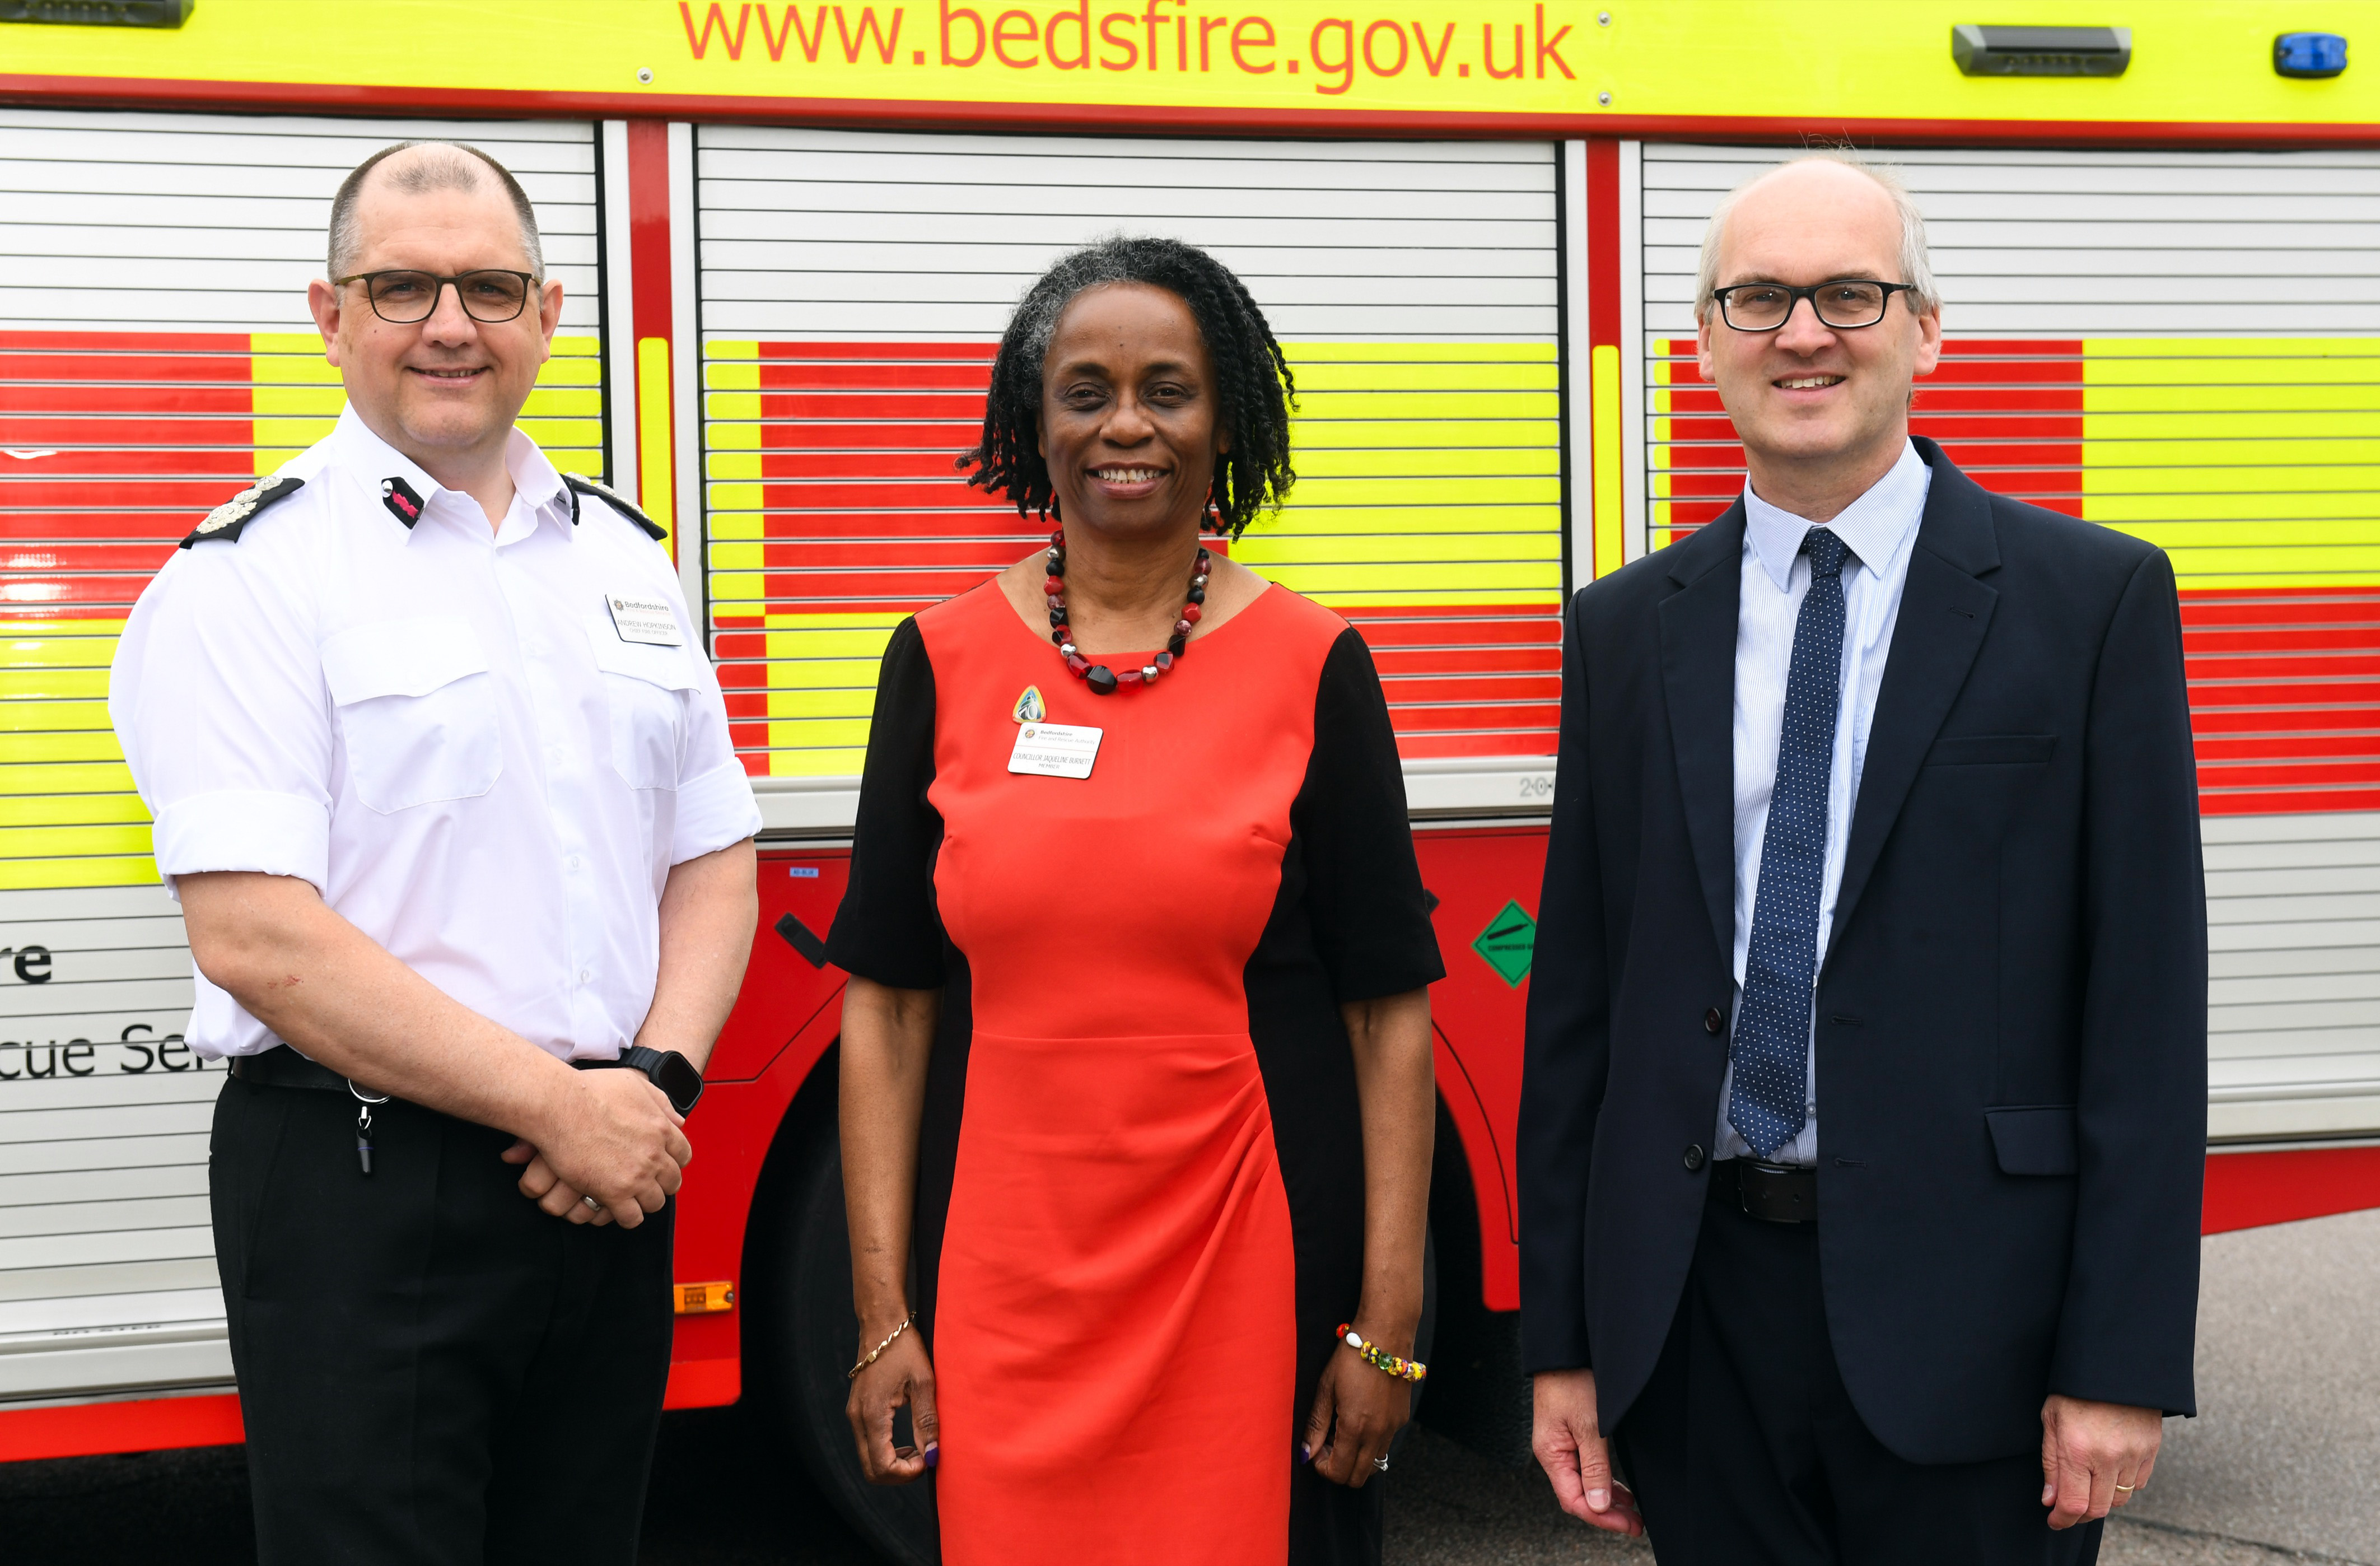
left=327, top=141, right=544, bottom=281
left=1696, top=153, right=1937, bottom=324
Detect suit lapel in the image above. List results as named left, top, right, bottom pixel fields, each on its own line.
left=1658, top=504, right=1747, bottom=971
left=1827, top=442, right=2001, bottom=960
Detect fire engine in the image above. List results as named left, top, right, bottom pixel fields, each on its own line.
left=2, top=2, right=2378, bottom=1559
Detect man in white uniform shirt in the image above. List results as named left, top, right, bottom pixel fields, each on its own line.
left=109, top=142, right=760, bottom=1563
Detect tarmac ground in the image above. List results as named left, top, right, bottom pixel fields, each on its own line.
left=7, top=1206, right=2376, bottom=1565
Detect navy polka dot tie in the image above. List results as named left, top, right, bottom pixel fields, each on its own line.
left=1730, top=526, right=1853, bottom=1161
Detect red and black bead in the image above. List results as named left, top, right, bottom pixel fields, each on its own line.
left=1049, top=525, right=1209, bottom=696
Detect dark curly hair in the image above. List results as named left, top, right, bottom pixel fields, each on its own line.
left=959, top=236, right=1296, bottom=540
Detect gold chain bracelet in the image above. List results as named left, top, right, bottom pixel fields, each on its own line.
left=848, top=1312, right=917, bottom=1381
left=1338, top=1323, right=1426, bottom=1383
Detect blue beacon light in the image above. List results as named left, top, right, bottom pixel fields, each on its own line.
left=2274, top=32, right=2348, bottom=78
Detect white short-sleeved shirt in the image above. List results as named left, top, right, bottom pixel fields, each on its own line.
left=110, top=407, right=763, bottom=1061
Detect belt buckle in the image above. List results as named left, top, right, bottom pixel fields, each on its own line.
left=1738, top=1161, right=1814, bottom=1225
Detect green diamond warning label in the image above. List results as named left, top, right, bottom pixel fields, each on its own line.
left=1472, top=899, right=1537, bottom=987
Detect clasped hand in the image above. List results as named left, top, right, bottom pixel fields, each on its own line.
left=502, top=1067, right=692, bottom=1228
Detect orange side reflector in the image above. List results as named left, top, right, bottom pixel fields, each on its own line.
left=674, top=1280, right=736, bottom=1315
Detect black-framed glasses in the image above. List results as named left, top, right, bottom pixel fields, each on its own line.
left=333, top=269, right=536, bottom=325
left=1711, top=279, right=1918, bottom=333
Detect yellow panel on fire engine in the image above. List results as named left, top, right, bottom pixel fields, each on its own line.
left=0, top=105, right=613, bottom=1414
left=6, top=1, right=2380, bottom=133
left=0, top=110, right=608, bottom=904
left=693, top=127, right=1565, bottom=778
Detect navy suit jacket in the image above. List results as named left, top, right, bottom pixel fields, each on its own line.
left=1518, top=439, right=2206, bottom=1464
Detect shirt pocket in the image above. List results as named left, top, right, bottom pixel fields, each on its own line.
left=320, top=617, right=501, bottom=813
left=590, top=633, right=699, bottom=790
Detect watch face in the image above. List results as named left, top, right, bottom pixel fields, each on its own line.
left=654, top=1051, right=703, bottom=1115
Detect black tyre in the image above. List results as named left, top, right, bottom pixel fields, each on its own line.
left=752, top=1122, right=940, bottom=1565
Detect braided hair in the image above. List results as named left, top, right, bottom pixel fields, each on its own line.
left=960, top=236, right=1295, bottom=540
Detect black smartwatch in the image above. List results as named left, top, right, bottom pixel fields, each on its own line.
left=617, top=1045, right=704, bottom=1115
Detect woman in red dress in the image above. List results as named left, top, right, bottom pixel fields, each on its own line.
left=829, top=237, right=1441, bottom=1566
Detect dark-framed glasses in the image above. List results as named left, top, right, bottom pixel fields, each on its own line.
left=333, top=269, right=536, bottom=325
left=1711, top=280, right=1918, bottom=333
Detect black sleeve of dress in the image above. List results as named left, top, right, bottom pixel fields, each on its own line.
left=824, top=617, right=947, bottom=990
left=1295, top=626, right=1446, bottom=1003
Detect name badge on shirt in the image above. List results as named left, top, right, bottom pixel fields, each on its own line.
left=605, top=591, right=684, bottom=647
left=1008, top=722, right=1102, bottom=779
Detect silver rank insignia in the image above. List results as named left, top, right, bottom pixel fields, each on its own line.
left=179, top=474, right=305, bottom=549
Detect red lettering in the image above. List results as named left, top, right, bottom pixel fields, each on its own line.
left=1175, top=11, right=1187, bottom=69
left=758, top=3, right=830, bottom=60
left=1310, top=17, right=1353, bottom=94
left=1230, top=14, right=1275, bottom=72
left=1483, top=21, right=1523, bottom=79
left=1142, top=0, right=1166, bottom=70
left=1047, top=0, right=1090, bottom=68
left=1534, top=2, right=1573, bottom=78
left=1098, top=11, right=1137, bottom=68
left=679, top=0, right=753, bottom=59
left=1361, top=17, right=1406, bottom=75
left=834, top=4, right=904, bottom=62
left=1198, top=12, right=1226, bottom=69
left=993, top=7, right=1039, bottom=65
left=1408, top=18, right=1452, bottom=75
left=940, top=0, right=986, bottom=64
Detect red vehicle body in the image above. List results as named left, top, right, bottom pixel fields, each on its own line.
left=6, top=11, right=2380, bottom=1563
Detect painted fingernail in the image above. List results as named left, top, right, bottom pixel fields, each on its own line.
left=923, top=1444, right=939, bottom=1470
left=1298, top=1443, right=1313, bottom=1464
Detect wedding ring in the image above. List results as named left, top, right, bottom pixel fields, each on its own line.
left=1373, top=1456, right=1390, bottom=1472
left=584, top=1195, right=603, bottom=1212
left=2114, top=1483, right=2135, bottom=1493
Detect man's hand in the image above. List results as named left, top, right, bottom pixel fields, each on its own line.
left=2041, top=1394, right=2162, bottom=1529
left=1533, top=1369, right=1644, bottom=1536
left=510, top=1069, right=691, bottom=1229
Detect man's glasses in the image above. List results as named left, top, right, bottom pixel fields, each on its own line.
left=1710, top=280, right=1919, bottom=333
left=333, top=269, right=537, bottom=325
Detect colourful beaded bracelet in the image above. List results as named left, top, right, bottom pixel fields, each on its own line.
left=1338, top=1323, right=1427, bottom=1383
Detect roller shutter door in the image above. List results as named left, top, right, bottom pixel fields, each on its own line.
left=0, top=107, right=605, bottom=1404
left=1642, top=143, right=2380, bottom=1142
left=693, top=127, right=1564, bottom=786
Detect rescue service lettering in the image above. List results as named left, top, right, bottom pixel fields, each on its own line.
left=0, top=1026, right=209, bottom=1080
left=678, top=1, right=1575, bottom=88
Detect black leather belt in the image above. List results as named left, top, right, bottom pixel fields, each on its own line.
left=228, top=1048, right=352, bottom=1092
left=1712, top=1159, right=1818, bottom=1224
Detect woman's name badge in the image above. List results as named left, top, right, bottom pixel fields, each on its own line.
left=1008, top=722, right=1101, bottom=779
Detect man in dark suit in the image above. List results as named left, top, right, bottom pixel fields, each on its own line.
left=1519, top=153, right=2206, bottom=1564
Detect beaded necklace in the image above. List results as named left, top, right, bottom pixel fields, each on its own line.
left=1043, top=525, right=1208, bottom=696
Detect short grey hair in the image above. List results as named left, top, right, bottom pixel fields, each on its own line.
left=327, top=141, right=544, bottom=281
left=1693, top=151, right=1939, bottom=322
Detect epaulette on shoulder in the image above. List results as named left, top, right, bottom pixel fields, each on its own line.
left=179, top=474, right=305, bottom=548
left=563, top=473, right=666, bottom=542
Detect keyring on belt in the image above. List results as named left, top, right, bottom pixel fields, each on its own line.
left=349, top=1079, right=390, bottom=1176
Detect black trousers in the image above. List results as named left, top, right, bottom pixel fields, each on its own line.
left=211, top=1076, right=675, bottom=1566
left=1613, top=1171, right=2103, bottom=1566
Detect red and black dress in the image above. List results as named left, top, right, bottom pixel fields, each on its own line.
left=825, top=578, right=1444, bottom=1565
